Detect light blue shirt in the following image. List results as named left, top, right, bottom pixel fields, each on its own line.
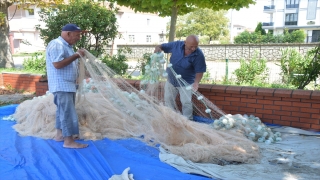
left=46, top=36, right=78, bottom=93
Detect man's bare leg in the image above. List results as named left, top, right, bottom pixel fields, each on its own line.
left=54, top=130, right=81, bottom=141
left=63, top=136, right=88, bottom=149
left=54, top=129, right=64, bottom=141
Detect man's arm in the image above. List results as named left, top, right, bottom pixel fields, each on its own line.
left=193, top=73, right=204, bottom=91
left=53, top=49, right=85, bottom=69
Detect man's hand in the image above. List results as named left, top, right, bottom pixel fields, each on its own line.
left=193, top=83, right=199, bottom=91
left=154, top=45, right=162, bottom=53
left=76, top=48, right=86, bottom=58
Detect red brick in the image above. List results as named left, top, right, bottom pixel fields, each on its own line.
left=292, top=102, right=311, bottom=108
left=241, top=98, right=257, bottom=103
left=223, top=105, right=238, bottom=112
left=257, top=99, right=274, bottom=105
left=257, top=88, right=275, bottom=97
left=241, top=86, right=258, bottom=95
left=292, top=112, right=311, bottom=118
left=311, top=103, right=320, bottom=108
left=273, top=120, right=291, bottom=126
left=292, top=89, right=312, bottom=99
left=198, top=84, right=213, bottom=92
left=211, top=85, right=228, bottom=93
left=225, top=96, right=241, bottom=102
left=263, top=96, right=282, bottom=101
left=247, top=103, right=263, bottom=109
left=261, top=118, right=273, bottom=124
left=239, top=107, right=256, bottom=113
left=274, top=101, right=292, bottom=106
left=231, top=94, right=247, bottom=98
left=225, top=86, right=242, bottom=94
left=263, top=114, right=281, bottom=120
left=300, top=107, right=319, bottom=114
left=311, top=90, right=320, bottom=100
left=291, top=122, right=311, bottom=129
left=281, top=97, right=300, bottom=102
left=273, top=110, right=291, bottom=116
left=311, top=114, right=320, bottom=119
left=264, top=104, right=281, bottom=110
left=282, top=105, right=300, bottom=111
left=281, top=116, right=299, bottom=122
left=256, top=109, right=273, bottom=114
left=274, top=89, right=292, bottom=98
left=299, top=118, right=319, bottom=124
left=231, top=101, right=247, bottom=107
left=210, top=96, right=225, bottom=101
left=301, top=99, right=320, bottom=103
left=310, top=124, right=320, bottom=131
left=215, top=93, right=231, bottom=97
left=215, top=101, right=231, bottom=106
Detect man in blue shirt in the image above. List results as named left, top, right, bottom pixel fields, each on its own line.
left=46, top=23, right=88, bottom=148
left=154, top=35, right=206, bottom=120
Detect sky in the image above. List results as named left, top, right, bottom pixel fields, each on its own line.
left=228, top=0, right=269, bottom=29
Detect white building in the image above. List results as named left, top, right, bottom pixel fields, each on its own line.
left=7, top=4, right=168, bottom=54
left=262, top=0, right=320, bottom=42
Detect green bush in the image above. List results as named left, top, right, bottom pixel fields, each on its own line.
left=100, top=47, right=131, bottom=76
left=22, top=52, right=46, bottom=74
left=233, top=55, right=269, bottom=85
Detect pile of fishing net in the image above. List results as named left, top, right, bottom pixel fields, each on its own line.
left=12, top=50, right=263, bottom=164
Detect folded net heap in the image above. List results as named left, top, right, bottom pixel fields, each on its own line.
left=13, top=50, right=262, bottom=164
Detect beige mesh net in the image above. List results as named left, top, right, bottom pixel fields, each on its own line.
left=13, top=50, right=260, bottom=164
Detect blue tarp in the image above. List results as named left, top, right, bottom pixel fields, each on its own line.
left=0, top=105, right=210, bottom=180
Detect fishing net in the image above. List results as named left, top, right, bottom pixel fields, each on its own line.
left=12, top=50, right=261, bottom=164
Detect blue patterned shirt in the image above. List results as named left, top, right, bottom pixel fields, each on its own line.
left=46, top=36, right=78, bottom=93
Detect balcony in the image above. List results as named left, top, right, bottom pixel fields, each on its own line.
left=263, top=5, right=276, bottom=13
left=286, top=4, right=299, bottom=8
left=285, top=21, right=297, bottom=25
left=262, top=22, right=274, bottom=26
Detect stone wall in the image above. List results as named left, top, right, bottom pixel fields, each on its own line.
left=115, top=43, right=319, bottom=61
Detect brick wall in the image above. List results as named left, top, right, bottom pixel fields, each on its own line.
left=1, top=73, right=43, bottom=93
left=126, top=80, right=320, bottom=132
left=3, top=73, right=319, bottom=132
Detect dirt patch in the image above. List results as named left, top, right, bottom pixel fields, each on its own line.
left=0, top=87, right=35, bottom=106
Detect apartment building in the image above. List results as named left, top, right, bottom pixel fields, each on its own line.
left=7, top=4, right=167, bottom=54
left=262, top=0, right=320, bottom=42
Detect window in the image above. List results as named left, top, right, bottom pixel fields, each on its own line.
left=26, top=8, right=35, bottom=16
left=286, top=0, right=299, bottom=8
left=285, top=13, right=298, bottom=25
left=129, top=35, right=135, bottom=43
left=146, top=35, right=151, bottom=42
left=147, top=19, right=150, bottom=25
left=306, top=0, right=318, bottom=20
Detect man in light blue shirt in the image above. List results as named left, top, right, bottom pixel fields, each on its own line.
left=46, top=23, right=87, bottom=148
left=154, top=35, right=206, bottom=120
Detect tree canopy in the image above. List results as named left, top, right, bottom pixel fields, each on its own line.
left=175, top=8, right=229, bottom=43
left=0, top=0, right=64, bottom=68
left=111, top=0, right=255, bottom=42
left=36, top=0, right=118, bottom=56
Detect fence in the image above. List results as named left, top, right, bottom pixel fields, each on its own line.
left=111, top=43, right=319, bottom=61
left=109, top=43, right=319, bottom=85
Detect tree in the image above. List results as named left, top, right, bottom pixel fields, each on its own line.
left=111, top=0, right=255, bottom=42
left=254, top=22, right=266, bottom=35
left=175, top=9, right=229, bottom=43
left=36, top=0, right=118, bottom=57
left=0, top=0, right=64, bottom=68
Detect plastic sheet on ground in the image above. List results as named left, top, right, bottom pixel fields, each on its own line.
left=0, top=105, right=210, bottom=180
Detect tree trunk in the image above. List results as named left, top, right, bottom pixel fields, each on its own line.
left=168, top=2, right=178, bottom=42
left=0, top=2, right=15, bottom=68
